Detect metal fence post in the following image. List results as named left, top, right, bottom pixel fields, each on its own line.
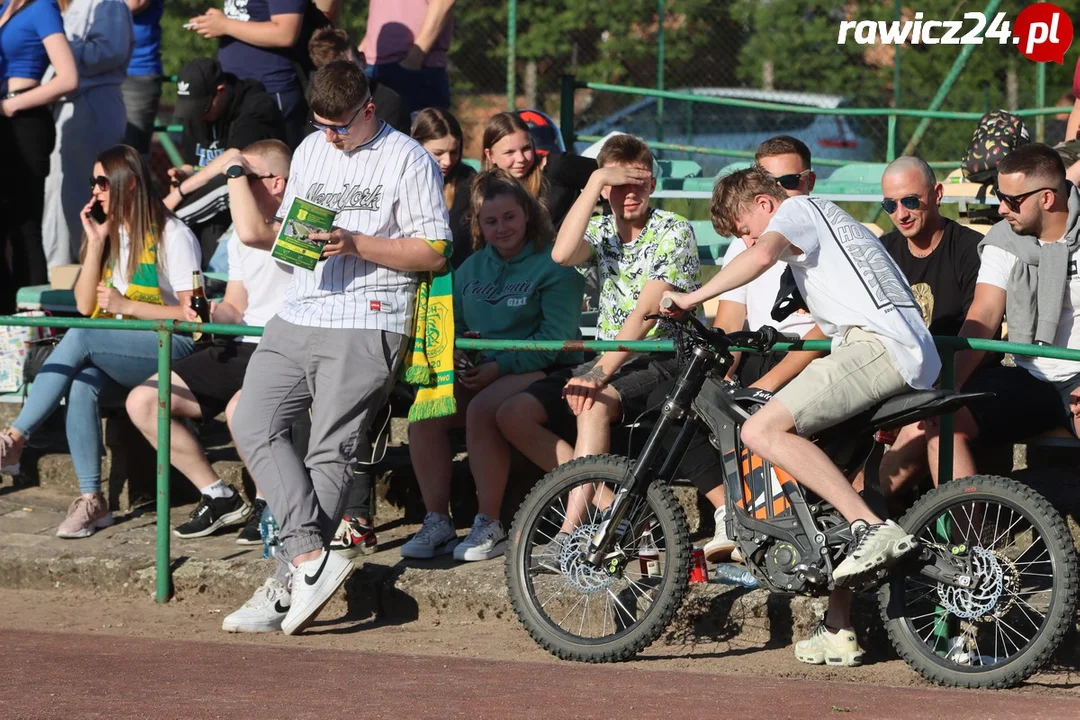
left=155, top=327, right=173, bottom=603
left=560, top=74, right=577, bottom=152
left=937, top=347, right=956, bottom=485
left=886, top=114, right=897, bottom=162
left=656, top=0, right=665, bottom=145
left=506, top=0, right=517, bottom=111
left=1036, top=63, right=1047, bottom=142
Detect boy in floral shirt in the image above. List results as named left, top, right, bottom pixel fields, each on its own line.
left=497, top=134, right=699, bottom=532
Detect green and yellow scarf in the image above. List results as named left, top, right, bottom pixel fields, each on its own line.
left=92, top=237, right=164, bottom=318
left=403, top=239, right=455, bottom=422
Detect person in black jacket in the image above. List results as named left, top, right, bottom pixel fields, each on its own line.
left=165, top=58, right=287, bottom=264
left=412, top=107, right=476, bottom=268
left=481, top=111, right=596, bottom=230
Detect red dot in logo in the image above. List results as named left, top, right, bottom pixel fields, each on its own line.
left=1013, top=2, right=1074, bottom=63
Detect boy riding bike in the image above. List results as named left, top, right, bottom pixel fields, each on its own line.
left=662, top=167, right=939, bottom=597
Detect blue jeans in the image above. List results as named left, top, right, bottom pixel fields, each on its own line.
left=366, top=63, right=450, bottom=117
left=12, top=328, right=196, bottom=494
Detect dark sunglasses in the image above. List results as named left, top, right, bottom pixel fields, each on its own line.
left=996, top=186, right=1057, bottom=211
left=246, top=172, right=275, bottom=181
left=771, top=169, right=811, bottom=190
left=310, top=98, right=371, bottom=136
left=90, top=175, right=109, bottom=191
left=881, top=195, right=922, bottom=214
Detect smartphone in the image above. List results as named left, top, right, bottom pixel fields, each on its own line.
left=89, top=199, right=107, bottom=225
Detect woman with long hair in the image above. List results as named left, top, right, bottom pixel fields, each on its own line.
left=0, top=145, right=202, bottom=539
left=481, top=111, right=597, bottom=229
left=0, top=0, right=79, bottom=312
left=400, top=170, right=585, bottom=563
left=412, top=106, right=476, bottom=269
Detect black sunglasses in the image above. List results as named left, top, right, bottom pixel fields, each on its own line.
left=881, top=195, right=922, bottom=214
left=996, top=186, right=1057, bottom=211
left=310, top=97, right=371, bottom=136
left=90, top=175, right=109, bottom=191
left=771, top=169, right=811, bottom=190
left=246, top=172, right=275, bottom=180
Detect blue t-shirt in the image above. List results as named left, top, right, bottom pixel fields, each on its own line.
left=127, top=0, right=163, bottom=76
left=217, top=0, right=305, bottom=95
left=0, top=0, right=65, bottom=84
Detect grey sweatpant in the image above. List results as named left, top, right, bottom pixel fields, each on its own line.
left=232, top=317, right=406, bottom=584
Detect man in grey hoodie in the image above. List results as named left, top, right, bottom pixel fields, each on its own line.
left=41, top=0, right=134, bottom=270
left=926, top=143, right=1080, bottom=482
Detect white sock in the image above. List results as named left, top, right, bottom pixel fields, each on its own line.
left=203, top=480, right=233, bottom=499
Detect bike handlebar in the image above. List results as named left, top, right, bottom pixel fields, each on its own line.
left=654, top=297, right=802, bottom=354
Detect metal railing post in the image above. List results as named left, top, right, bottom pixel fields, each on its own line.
left=886, top=114, right=897, bottom=162
left=560, top=74, right=577, bottom=152
left=155, top=326, right=173, bottom=603
left=1036, top=63, right=1047, bottom=143
left=937, top=347, right=956, bottom=484
left=506, top=0, right=517, bottom=111
left=656, top=0, right=665, bottom=144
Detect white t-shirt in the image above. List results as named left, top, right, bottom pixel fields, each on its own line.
left=719, top=237, right=817, bottom=339
left=977, top=244, right=1080, bottom=382
left=113, top=216, right=202, bottom=304
left=275, top=122, right=451, bottom=333
left=765, top=196, right=940, bottom=389
left=226, top=229, right=294, bottom=344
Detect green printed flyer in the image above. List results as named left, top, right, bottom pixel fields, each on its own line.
left=271, top=198, right=337, bottom=271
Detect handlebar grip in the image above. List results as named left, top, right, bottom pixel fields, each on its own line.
left=660, top=296, right=675, bottom=310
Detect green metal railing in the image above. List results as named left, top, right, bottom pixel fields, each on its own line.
left=560, top=76, right=1069, bottom=165
left=4, top=314, right=1080, bottom=603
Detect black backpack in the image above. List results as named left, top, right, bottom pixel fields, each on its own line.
left=961, top=110, right=1030, bottom=186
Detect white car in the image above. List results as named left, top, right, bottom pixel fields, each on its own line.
left=575, top=87, right=875, bottom=178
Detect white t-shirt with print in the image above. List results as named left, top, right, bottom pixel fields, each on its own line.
left=719, top=237, right=817, bottom=339
left=978, top=244, right=1080, bottom=382
left=226, top=229, right=294, bottom=344
left=275, top=122, right=451, bottom=333
left=765, top=196, right=939, bottom=389
left=582, top=209, right=700, bottom=341
left=113, top=216, right=202, bottom=304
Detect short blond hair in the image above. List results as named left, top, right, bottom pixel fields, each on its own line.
left=710, top=167, right=787, bottom=236
left=243, top=139, right=291, bottom=178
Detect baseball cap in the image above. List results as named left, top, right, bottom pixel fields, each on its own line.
left=175, top=58, right=223, bottom=120
left=514, top=109, right=565, bottom=156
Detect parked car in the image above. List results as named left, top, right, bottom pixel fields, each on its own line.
left=575, top=87, right=875, bottom=178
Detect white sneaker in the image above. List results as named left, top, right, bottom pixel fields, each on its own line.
left=400, top=512, right=458, bottom=559
left=795, top=623, right=865, bottom=667
left=833, top=520, right=916, bottom=587
left=453, top=514, right=506, bottom=562
left=222, top=577, right=291, bottom=633
left=281, top=550, right=354, bottom=636
left=703, top=506, right=735, bottom=563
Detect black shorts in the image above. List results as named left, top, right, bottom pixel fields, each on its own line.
left=962, top=364, right=1080, bottom=443
left=172, top=340, right=258, bottom=420
left=523, top=353, right=681, bottom=438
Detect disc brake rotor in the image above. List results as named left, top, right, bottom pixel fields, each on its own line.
left=937, top=546, right=1005, bottom=620
left=560, top=524, right=617, bottom=595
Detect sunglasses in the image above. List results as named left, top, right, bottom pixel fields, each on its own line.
left=770, top=169, right=811, bottom=190
left=996, top=186, right=1057, bottom=212
left=310, top=97, right=371, bottom=136
left=90, top=175, right=109, bottom=191
left=880, top=195, right=922, bottom=214
left=246, top=172, right=275, bottom=181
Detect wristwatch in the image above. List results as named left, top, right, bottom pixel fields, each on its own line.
left=225, top=164, right=246, bottom=179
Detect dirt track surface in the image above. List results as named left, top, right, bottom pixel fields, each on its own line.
left=3, top=590, right=1079, bottom=719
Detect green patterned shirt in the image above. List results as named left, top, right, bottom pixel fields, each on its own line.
left=582, top=209, right=701, bottom=341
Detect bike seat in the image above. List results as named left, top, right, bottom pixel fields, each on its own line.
left=863, top=389, right=993, bottom=431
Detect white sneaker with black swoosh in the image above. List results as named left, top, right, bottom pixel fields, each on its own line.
left=281, top=549, right=354, bottom=636
left=222, top=577, right=291, bottom=633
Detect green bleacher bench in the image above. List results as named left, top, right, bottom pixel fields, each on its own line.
left=812, top=162, right=888, bottom=200
left=717, top=160, right=753, bottom=178
left=654, top=159, right=702, bottom=180
left=461, top=158, right=481, bottom=171
left=15, top=272, right=228, bottom=314
left=690, top=219, right=733, bottom=265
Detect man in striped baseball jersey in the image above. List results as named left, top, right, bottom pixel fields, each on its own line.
left=225, top=60, right=450, bottom=635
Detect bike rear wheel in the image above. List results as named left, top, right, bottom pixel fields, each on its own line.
left=880, top=474, right=1078, bottom=688
left=505, top=455, right=691, bottom=662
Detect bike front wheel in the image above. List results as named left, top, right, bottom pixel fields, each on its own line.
left=505, top=455, right=692, bottom=662
left=880, top=474, right=1078, bottom=689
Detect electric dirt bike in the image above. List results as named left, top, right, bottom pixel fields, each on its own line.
left=505, top=308, right=1077, bottom=689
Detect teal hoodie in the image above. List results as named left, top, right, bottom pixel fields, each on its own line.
left=454, top=241, right=585, bottom=376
